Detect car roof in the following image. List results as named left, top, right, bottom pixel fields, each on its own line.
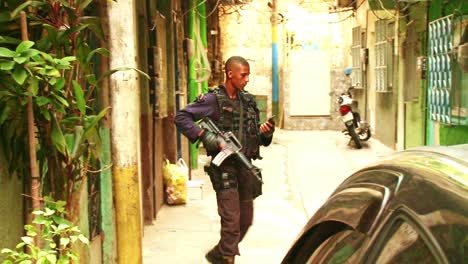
left=370, top=144, right=468, bottom=187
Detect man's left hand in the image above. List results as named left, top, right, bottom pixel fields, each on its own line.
left=260, top=120, right=275, bottom=137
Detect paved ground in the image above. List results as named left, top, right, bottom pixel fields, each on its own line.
left=142, top=129, right=394, bottom=264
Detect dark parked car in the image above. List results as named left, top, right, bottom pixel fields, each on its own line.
left=282, top=145, right=468, bottom=264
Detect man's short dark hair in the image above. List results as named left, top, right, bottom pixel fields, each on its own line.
left=225, top=56, right=249, bottom=74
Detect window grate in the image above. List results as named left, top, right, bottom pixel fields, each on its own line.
left=428, top=15, right=454, bottom=124
left=374, top=19, right=394, bottom=92
left=351, top=26, right=364, bottom=88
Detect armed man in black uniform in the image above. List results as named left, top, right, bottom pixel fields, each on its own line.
left=174, top=56, right=275, bottom=264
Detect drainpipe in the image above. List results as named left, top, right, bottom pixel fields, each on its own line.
left=395, top=0, right=405, bottom=150
left=188, top=0, right=198, bottom=169
left=198, top=2, right=208, bottom=94
left=107, top=1, right=143, bottom=263
left=271, top=0, right=279, bottom=122
left=188, top=0, right=209, bottom=169
left=98, top=1, right=117, bottom=263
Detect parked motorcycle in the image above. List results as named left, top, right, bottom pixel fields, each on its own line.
left=338, top=87, right=371, bottom=149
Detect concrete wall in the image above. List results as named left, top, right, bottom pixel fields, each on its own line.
left=218, top=0, right=343, bottom=130
left=357, top=4, right=397, bottom=149
left=218, top=0, right=273, bottom=108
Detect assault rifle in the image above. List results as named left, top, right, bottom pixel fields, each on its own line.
left=198, top=117, right=263, bottom=184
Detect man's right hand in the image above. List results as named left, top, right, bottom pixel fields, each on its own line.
left=200, top=130, right=225, bottom=152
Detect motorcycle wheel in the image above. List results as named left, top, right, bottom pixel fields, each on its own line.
left=359, top=128, right=371, bottom=141
left=347, top=124, right=362, bottom=149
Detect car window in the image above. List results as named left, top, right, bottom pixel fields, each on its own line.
left=306, top=229, right=366, bottom=264
left=373, top=219, right=438, bottom=263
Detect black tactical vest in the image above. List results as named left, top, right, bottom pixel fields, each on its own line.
left=211, top=86, right=261, bottom=159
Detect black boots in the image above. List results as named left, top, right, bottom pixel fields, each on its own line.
left=205, top=246, right=235, bottom=264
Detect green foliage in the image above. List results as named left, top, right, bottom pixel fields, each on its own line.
left=0, top=197, right=89, bottom=264
left=0, top=0, right=109, bottom=215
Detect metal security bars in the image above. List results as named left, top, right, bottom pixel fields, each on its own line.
left=351, top=26, right=363, bottom=88
left=428, top=15, right=454, bottom=124
left=375, top=19, right=394, bottom=92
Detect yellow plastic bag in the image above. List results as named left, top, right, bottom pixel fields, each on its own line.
left=163, top=159, right=188, bottom=205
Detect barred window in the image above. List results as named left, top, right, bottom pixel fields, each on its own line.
left=375, top=19, right=394, bottom=93
left=352, top=26, right=364, bottom=88
left=428, top=14, right=467, bottom=125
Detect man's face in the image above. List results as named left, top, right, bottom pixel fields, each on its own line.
left=227, top=63, right=250, bottom=90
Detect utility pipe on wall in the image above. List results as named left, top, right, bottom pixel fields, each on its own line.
left=107, top=1, right=143, bottom=263
left=271, top=0, right=279, bottom=122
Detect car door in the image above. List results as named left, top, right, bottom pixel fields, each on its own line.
left=364, top=208, right=449, bottom=264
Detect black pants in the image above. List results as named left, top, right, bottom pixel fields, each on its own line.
left=216, top=188, right=253, bottom=256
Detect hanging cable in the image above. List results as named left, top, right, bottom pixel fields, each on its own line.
left=196, top=0, right=221, bottom=18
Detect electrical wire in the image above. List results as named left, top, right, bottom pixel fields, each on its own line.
left=195, top=0, right=222, bottom=19
left=328, top=12, right=354, bottom=24
left=328, top=0, right=365, bottom=24
left=182, top=0, right=208, bottom=18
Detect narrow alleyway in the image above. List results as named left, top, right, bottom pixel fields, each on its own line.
left=142, top=129, right=394, bottom=263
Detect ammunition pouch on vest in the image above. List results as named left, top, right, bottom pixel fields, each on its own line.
left=204, top=163, right=238, bottom=192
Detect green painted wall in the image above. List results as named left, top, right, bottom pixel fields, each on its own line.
left=428, top=0, right=468, bottom=146
left=403, top=2, right=428, bottom=148
left=0, top=165, right=24, bottom=260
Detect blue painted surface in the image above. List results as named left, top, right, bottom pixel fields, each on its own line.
left=272, top=43, right=279, bottom=102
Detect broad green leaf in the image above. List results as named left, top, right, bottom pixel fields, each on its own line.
left=78, top=234, right=89, bottom=244
left=85, top=73, right=97, bottom=86
left=0, top=36, right=20, bottom=45
left=44, top=207, right=55, bottom=216
left=16, top=242, right=26, bottom=248
left=86, top=126, right=102, bottom=158
left=58, top=56, right=76, bottom=63
left=57, top=0, right=71, bottom=8
left=10, top=1, right=45, bottom=19
left=22, top=48, right=40, bottom=58
left=13, top=56, right=28, bottom=64
left=79, top=0, right=93, bottom=11
left=56, top=200, right=66, bottom=211
left=83, top=107, right=110, bottom=138
left=35, top=96, right=50, bottom=107
left=21, top=236, right=34, bottom=245
left=51, top=116, right=67, bottom=156
left=0, top=105, right=11, bottom=125
left=60, top=237, right=70, bottom=248
left=32, top=209, right=45, bottom=215
left=52, top=78, right=66, bottom=91
left=46, top=254, right=57, bottom=264
left=46, top=68, right=60, bottom=77
left=16, top=41, right=34, bottom=53
left=57, top=223, right=70, bottom=231
left=40, top=108, right=51, bottom=121
left=1, top=248, right=13, bottom=254
left=30, top=78, right=39, bottom=96
left=85, top=48, right=109, bottom=63
left=39, top=51, right=54, bottom=63
left=12, top=64, right=28, bottom=85
left=52, top=93, right=69, bottom=107
left=0, top=11, right=10, bottom=23
left=97, top=67, right=150, bottom=84
left=43, top=24, right=58, bottom=41
left=0, top=60, right=15, bottom=70
left=69, top=126, right=84, bottom=159
left=0, top=47, right=16, bottom=57
left=72, top=80, right=85, bottom=115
